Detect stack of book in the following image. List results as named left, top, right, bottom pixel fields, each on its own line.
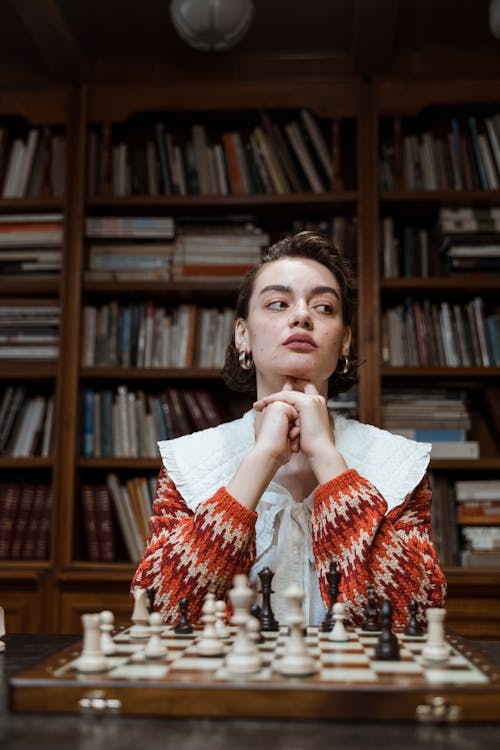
left=0, top=483, right=52, bottom=560
left=0, top=213, right=64, bottom=277
left=0, top=126, right=66, bottom=198
left=84, top=216, right=175, bottom=281
left=430, top=474, right=459, bottom=566
left=0, top=387, right=54, bottom=457
left=82, top=385, right=225, bottom=458
left=382, top=389, right=479, bottom=459
left=455, top=480, right=500, bottom=568
left=87, top=109, right=334, bottom=197
left=439, top=207, right=500, bottom=273
left=0, top=300, right=60, bottom=360
left=171, top=222, right=268, bottom=281
left=382, top=295, right=500, bottom=367
left=81, top=302, right=234, bottom=369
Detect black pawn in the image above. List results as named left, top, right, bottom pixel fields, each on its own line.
left=374, top=599, right=400, bottom=661
left=361, top=584, right=380, bottom=632
left=257, top=567, right=279, bottom=631
left=321, top=561, right=341, bottom=632
left=174, top=596, right=193, bottom=635
left=404, top=599, right=424, bottom=637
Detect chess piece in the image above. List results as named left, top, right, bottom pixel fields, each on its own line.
left=174, top=597, right=193, bottom=635
left=374, top=599, right=400, bottom=661
left=404, top=599, right=424, bottom=637
left=77, top=613, right=109, bottom=673
left=197, top=593, right=225, bottom=657
left=144, top=612, right=168, bottom=659
left=257, top=567, right=279, bottom=631
left=422, top=608, right=450, bottom=663
left=99, top=610, right=117, bottom=655
left=214, top=599, right=230, bottom=639
left=361, top=584, right=380, bottom=632
left=276, top=584, right=316, bottom=676
left=321, top=561, right=341, bottom=632
left=225, top=574, right=262, bottom=675
left=130, top=588, right=151, bottom=639
left=328, top=601, right=350, bottom=642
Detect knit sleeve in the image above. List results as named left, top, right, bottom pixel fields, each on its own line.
left=311, top=468, right=447, bottom=628
left=131, top=465, right=258, bottom=624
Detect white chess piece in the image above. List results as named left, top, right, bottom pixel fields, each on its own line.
left=276, top=584, right=316, bottom=676
left=225, top=574, right=262, bottom=675
left=100, top=610, right=117, bottom=655
left=77, top=613, right=109, bottom=672
left=144, top=612, right=168, bottom=659
left=214, top=599, right=230, bottom=639
left=197, top=593, right=225, bottom=656
left=328, top=602, right=350, bottom=642
left=129, top=588, right=150, bottom=639
left=422, top=607, right=450, bottom=662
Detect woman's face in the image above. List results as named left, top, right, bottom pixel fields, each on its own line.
left=235, top=257, right=351, bottom=397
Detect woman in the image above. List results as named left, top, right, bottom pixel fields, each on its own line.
left=132, top=231, right=446, bottom=627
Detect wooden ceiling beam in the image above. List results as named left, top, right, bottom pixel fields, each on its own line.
left=352, top=0, right=400, bottom=76
left=6, top=0, right=88, bottom=83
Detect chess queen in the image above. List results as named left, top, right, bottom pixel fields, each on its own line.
left=132, top=231, right=446, bottom=627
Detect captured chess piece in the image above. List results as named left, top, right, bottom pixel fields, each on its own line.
left=321, top=561, right=341, bottom=632
left=422, top=607, right=450, bottom=663
left=374, top=599, right=400, bottom=661
left=404, top=599, right=424, bottom=637
left=361, top=584, right=380, bottom=632
left=174, top=597, right=193, bottom=635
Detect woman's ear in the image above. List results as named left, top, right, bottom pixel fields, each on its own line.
left=234, top=318, right=249, bottom=351
left=342, top=325, right=352, bottom=356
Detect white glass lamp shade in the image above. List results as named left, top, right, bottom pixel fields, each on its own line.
left=170, top=0, right=255, bottom=51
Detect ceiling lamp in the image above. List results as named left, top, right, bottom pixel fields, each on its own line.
left=170, top=0, right=255, bottom=51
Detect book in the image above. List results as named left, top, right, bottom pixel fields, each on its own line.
left=106, top=473, right=144, bottom=562
left=430, top=441, right=480, bottom=459
left=21, top=484, right=50, bottom=559
left=81, top=485, right=100, bottom=562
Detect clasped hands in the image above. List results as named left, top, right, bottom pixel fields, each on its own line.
left=253, top=379, right=348, bottom=483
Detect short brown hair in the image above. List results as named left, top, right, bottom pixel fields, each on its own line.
left=221, top=230, right=358, bottom=397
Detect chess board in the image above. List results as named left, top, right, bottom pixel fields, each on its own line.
left=9, top=625, right=500, bottom=721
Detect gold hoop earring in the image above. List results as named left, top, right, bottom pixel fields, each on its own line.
left=337, top=354, right=350, bottom=375
left=238, top=350, right=253, bottom=371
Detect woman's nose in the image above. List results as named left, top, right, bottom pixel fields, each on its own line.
left=291, top=302, right=312, bottom=328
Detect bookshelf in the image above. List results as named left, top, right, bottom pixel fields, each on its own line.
left=0, top=78, right=499, bottom=638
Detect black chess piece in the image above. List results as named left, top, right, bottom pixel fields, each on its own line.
left=404, top=598, right=424, bottom=637
left=321, top=560, right=341, bottom=632
left=361, top=584, right=380, bottom=632
left=374, top=599, right=400, bottom=661
left=257, top=567, right=279, bottom=631
left=174, top=596, right=193, bottom=634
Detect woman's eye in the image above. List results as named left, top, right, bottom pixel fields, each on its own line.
left=314, top=303, right=334, bottom=313
left=268, top=300, right=288, bottom=309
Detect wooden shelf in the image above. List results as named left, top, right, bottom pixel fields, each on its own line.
left=77, top=457, right=161, bottom=469
left=430, top=458, right=500, bottom=471
left=381, top=276, right=500, bottom=291
left=0, top=362, right=57, bottom=379
left=80, top=366, right=223, bottom=380
left=0, top=457, right=54, bottom=468
left=0, top=277, right=61, bottom=294
left=0, top=197, right=64, bottom=212
left=381, top=366, right=500, bottom=378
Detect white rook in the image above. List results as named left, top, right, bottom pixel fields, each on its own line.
left=422, top=607, right=450, bottom=663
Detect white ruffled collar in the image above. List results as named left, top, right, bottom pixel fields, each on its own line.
left=158, top=409, right=430, bottom=514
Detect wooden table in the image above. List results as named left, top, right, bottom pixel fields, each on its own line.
left=1, top=634, right=500, bottom=750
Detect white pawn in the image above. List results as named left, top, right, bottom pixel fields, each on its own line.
left=100, top=610, right=117, bottom=655
left=214, top=599, right=230, bottom=639
left=276, top=584, right=315, bottom=677
left=225, top=574, right=262, bottom=675
left=144, top=612, right=168, bottom=659
left=422, top=607, right=450, bottom=663
left=197, top=593, right=225, bottom=656
left=77, top=613, right=109, bottom=673
left=328, top=602, right=350, bottom=642
left=129, top=588, right=150, bottom=639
